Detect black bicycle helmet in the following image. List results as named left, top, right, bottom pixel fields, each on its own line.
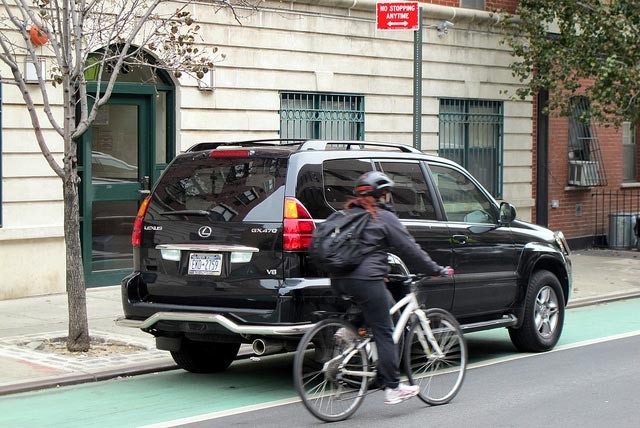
left=354, top=171, right=394, bottom=197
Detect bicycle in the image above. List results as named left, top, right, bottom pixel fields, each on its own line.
left=293, top=272, right=467, bottom=422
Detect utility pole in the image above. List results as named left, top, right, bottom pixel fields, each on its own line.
left=412, top=6, right=423, bottom=150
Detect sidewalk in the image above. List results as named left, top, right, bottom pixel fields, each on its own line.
left=0, top=248, right=638, bottom=396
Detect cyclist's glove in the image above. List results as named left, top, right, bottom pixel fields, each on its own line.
left=439, top=266, right=454, bottom=276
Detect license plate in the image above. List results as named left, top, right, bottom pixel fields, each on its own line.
left=188, top=253, right=222, bottom=276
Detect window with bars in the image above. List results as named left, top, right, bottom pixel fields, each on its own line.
left=438, top=99, right=503, bottom=198
left=622, top=122, right=638, bottom=182
left=567, top=96, right=607, bottom=187
left=280, top=92, right=365, bottom=141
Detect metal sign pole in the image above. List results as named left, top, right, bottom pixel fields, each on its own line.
left=412, top=6, right=422, bottom=150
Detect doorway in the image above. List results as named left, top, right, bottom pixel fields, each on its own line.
left=80, top=83, right=174, bottom=287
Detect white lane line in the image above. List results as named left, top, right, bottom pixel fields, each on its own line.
left=140, top=330, right=640, bottom=427
left=468, top=330, right=640, bottom=370
left=137, top=397, right=302, bottom=428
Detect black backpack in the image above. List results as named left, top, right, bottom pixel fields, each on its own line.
left=308, top=209, right=374, bottom=274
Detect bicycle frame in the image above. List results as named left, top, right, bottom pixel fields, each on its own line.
left=338, top=288, right=444, bottom=380
left=390, top=290, right=445, bottom=358
left=293, top=271, right=466, bottom=422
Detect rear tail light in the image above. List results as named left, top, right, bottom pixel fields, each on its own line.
left=132, top=197, right=151, bottom=247
left=283, top=197, right=315, bottom=251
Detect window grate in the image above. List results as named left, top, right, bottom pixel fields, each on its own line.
left=438, top=99, right=503, bottom=198
left=568, top=97, right=607, bottom=187
left=280, top=92, right=365, bottom=141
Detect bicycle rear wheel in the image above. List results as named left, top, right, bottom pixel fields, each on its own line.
left=404, top=308, right=467, bottom=405
left=293, top=319, right=369, bottom=422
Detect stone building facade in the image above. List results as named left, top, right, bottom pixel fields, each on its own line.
left=0, top=0, right=532, bottom=298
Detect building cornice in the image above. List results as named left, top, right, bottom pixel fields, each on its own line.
left=283, top=1, right=500, bottom=23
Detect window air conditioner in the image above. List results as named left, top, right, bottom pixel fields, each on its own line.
left=568, top=160, right=600, bottom=186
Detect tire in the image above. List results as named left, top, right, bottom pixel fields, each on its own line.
left=293, top=319, right=369, bottom=422
left=170, top=340, right=240, bottom=373
left=404, top=308, right=467, bottom=405
left=509, top=270, right=565, bottom=352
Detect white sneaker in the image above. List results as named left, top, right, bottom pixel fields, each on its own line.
left=384, top=383, right=419, bottom=405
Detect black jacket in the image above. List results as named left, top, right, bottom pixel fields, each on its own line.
left=331, top=203, right=443, bottom=280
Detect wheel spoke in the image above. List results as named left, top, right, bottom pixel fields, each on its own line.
left=405, top=310, right=466, bottom=406
left=294, top=320, right=368, bottom=422
left=537, top=287, right=550, bottom=305
left=538, top=319, right=551, bottom=336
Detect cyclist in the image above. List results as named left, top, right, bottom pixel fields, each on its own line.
left=330, top=171, right=454, bottom=405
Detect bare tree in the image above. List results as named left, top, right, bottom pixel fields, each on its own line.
left=0, top=0, right=258, bottom=351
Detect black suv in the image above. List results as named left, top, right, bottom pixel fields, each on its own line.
left=117, top=140, right=572, bottom=373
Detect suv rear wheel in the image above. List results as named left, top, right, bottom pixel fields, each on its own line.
left=509, top=270, right=564, bottom=352
left=170, top=339, right=240, bottom=373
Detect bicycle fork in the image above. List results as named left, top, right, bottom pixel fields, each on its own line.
left=390, top=293, right=445, bottom=359
left=413, top=309, right=445, bottom=359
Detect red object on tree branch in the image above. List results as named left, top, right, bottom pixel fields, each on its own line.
left=29, top=25, right=49, bottom=46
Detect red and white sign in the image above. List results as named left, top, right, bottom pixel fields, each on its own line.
left=376, top=2, right=420, bottom=31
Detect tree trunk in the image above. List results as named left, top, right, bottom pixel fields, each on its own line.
left=63, top=147, right=90, bottom=352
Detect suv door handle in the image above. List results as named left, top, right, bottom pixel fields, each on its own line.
left=138, top=189, right=151, bottom=195
left=452, top=235, right=468, bottom=245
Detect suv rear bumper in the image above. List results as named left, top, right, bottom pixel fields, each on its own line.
left=115, top=312, right=315, bottom=336
left=119, top=272, right=338, bottom=338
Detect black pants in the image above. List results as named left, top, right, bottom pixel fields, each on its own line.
left=331, top=278, right=399, bottom=389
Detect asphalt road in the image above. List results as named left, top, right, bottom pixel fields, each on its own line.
left=203, top=334, right=640, bottom=428
left=2, top=299, right=639, bottom=428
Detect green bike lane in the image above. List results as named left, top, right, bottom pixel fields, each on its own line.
left=2, top=298, right=640, bottom=428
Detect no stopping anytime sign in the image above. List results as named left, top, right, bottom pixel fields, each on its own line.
left=376, top=2, right=420, bottom=31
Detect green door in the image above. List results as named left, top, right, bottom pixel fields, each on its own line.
left=81, top=94, right=153, bottom=286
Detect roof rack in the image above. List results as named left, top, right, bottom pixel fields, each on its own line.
left=299, top=140, right=422, bottom=153
left=185, top=139, right=421, bottom=154
left=186, top=139, right=305, bottom=152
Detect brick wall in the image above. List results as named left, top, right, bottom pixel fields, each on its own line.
left=540, top=88, right=627, bottom=243
left=486, top=1, right=518, bottom=13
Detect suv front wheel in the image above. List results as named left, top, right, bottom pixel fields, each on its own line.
left=171, top=339, right=240, bottom=373
left=509, top=270, right=564, bottom=352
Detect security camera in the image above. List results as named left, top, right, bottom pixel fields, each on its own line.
left=437, top=20, right=454, bottom=30
left=436, top=20, right=454, bottom=37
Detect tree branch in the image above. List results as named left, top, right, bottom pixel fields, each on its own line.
left=0, top=35, right=64, bottom=178
left=1, top=0, right=65, bottom=136
left=75, top=0, right=164, bottom=138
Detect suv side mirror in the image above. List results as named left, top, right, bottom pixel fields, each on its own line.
left=499, top=202, right=517, bottom=225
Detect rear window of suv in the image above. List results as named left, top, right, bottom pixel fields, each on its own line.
left=148, top=155, right=288, bottom=222
left=323, top=159, right=373, bottom=210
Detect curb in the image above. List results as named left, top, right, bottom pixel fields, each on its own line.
left=566, top=290, right=640, bottom=309
left=0, top=350, right=259, bottom=397
left=2, top=292, right=639, bottom=397
left=0, top=362, right=178, bottom=397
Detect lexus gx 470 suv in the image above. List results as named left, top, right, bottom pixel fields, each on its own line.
left=117, top=140, right=572, bottom=373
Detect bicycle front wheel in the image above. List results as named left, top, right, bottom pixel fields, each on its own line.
left=293, top=319, right=369, bottom=422
left=404, top=308, right=467, bottom=405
